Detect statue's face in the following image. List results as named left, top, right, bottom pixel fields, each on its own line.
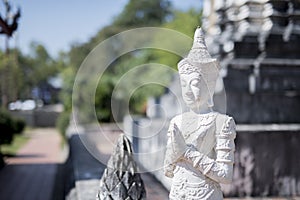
left=180, top=72, right=210, bottom=109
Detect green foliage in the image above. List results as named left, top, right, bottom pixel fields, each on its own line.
left=58, top=0, right=175, bottom=122
left=11, top=118, right=26, bottom=134
left=1, top=133, right=29, bottom=156
left=57, top=1, right=202, bottom=123
left=113, top=0, right=172, bottom=27
left=56, top=111, right=70, bottom=138
left=105, top=9, right=202, bottom=117
left=106, top=50, right=173, bottom=119
left=18, top=43, right=60, bottom=99
left=59, top=67, right=75, bottom=111
left=164, top=9, right=202, bottom=36
left=0, top=50, right=23, bottom=105
left=0, top=109, right=26, bottom=145
left=150, top=9, right=203, bottom=70
left=0, top=43, right=61, bottom=105
left=0, top=109, right=14, bottom=144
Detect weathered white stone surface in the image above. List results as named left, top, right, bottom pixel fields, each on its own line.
left=66, top=179, right=99, bottom=200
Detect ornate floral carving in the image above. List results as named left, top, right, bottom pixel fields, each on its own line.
left=170, top=178, right=219, bottom=200
left=178, top=59, right=202, bottom=75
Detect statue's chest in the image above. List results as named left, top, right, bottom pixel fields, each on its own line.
left=181, top=115, right=216, bottom=152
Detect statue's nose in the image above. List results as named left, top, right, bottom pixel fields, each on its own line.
left=191, top=86, right=199, bottom=99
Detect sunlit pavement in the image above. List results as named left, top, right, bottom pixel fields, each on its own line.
left=5, top=128, right=64, bottom=165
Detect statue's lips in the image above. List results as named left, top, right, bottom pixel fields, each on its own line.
left=183, top=93, right=195, bottom=101
left=183, top=97, right=203, bottom=106
left=183, top=94, right=194, bottom=99
left=183, top=97, right=196, bottom=104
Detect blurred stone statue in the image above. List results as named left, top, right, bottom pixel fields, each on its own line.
left=164, top=27, right=236, bottom=200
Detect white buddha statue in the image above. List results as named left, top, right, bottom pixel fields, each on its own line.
left=164, top=27, right=236, bottom=200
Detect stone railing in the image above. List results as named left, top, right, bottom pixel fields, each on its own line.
left=64, top=125, right=105, bottom=200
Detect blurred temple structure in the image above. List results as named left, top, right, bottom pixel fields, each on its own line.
left=202, top=0, right=300, bottom=123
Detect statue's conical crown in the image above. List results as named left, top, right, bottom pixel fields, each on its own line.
left=187, top=27, right=216, bottom=65
left=178, top=27, right=217, bottom=74
left=177, top=27, right=220, bottom=99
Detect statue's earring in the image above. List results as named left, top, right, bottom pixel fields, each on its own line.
left=207, top=97, right=214, bottom=108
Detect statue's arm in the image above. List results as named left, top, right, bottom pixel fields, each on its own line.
left=183, top=117, right=236, bottom=184
left=164, top=119, right=176, bottom=178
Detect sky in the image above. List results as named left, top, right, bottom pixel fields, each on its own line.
left=2, top=0, right=202, bottom=57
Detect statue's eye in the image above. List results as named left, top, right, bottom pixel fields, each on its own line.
left=181, top=80, right=187, bottom=87
left=190, top=79, right=200, bottom=87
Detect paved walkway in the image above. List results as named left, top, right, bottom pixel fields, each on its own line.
left=0, top=128, right=63, bottom=200
left=6, top=128, right=63, bottom=164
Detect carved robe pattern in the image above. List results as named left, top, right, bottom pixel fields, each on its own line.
left=164, top=112, right=236, bottom=200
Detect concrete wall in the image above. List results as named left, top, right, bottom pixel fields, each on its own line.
left=125, top=117, right=300, bottom=197
left=224, top=125, right=300, bottom=197
left=10, top=105, right=62, bottom=127
left=224, top=64, right=300, bottom=124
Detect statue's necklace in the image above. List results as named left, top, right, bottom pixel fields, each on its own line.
left=182, top=112, right=217, bottom=139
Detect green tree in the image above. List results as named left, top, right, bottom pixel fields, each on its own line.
left=107, top=9, right=202, bottom=118
left=113, top=0, right=172, bottom=27
left=151, top=9, right=202, bottom=69
left=58, top=1, right=202, bottom=127
left=0, top=50, right=23, bottom=105
left=58, top=0, right=174, bottom=123
left=0, top=43, right=61, bottom=107
left=17, top=43, right=60, bottom=100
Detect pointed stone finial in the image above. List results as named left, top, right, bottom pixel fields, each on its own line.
left=97, top=134, right=146, bottom=200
